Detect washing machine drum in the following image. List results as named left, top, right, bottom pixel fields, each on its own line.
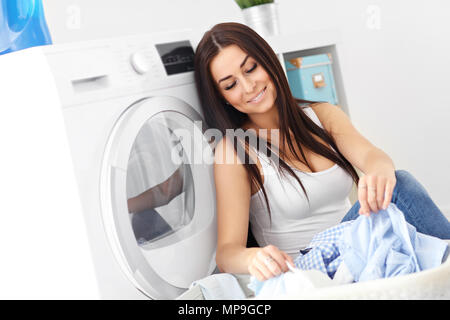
left=100, top=96, right=217, bottom=299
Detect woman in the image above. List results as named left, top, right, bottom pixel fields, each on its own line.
left=193, top=22, right=450, bottom=281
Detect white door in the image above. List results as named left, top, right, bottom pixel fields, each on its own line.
left=100, top=96, right=217, bottom=299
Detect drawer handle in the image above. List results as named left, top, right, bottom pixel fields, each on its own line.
left=312, top=72, right=326, bottom=88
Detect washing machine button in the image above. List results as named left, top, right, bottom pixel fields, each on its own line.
left=130, top=51, right=150, bottom=75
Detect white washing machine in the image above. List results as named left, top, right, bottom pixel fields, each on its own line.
left=0, top=30, right=219, bottom=299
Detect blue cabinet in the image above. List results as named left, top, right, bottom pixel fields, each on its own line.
left=285, top=53, right=338, bottom=105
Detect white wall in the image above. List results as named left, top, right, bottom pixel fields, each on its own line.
left=43, top=0, right=450, bottom=216
left=43, top=0, right=244, bottom=42
left=279, top=0, right=450, bottom=215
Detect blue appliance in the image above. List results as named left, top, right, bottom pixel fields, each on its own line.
left=0, top=0, right=52, bottom=55
left=285, top=53, right=338, bottom=105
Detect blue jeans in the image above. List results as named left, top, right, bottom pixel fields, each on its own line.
left=341, top=170, right=450, bottom=239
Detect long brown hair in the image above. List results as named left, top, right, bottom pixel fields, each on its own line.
left=194, top=22, right=359, bottom=220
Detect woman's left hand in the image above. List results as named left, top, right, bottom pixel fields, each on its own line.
left=357, top=170, right=396, bottom=216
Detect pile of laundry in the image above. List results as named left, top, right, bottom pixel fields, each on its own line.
left=189, top=203, right=449, bottom=299
left=248, top=203, right=449, bottom=298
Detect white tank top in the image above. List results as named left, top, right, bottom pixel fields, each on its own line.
left=249, top=107, right=354, bottom=259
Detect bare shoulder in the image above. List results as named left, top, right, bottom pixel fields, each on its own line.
left=214, top=135, right=261, bottom=194
left=308, top=102, right=350, bottom=135
left=214, top=134, right=259, bottom=167
left=214, top=135, right=243, bottom=166
left=213, top=136, right=248, bottom=181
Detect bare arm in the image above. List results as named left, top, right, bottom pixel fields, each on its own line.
left=127, top=165, right=184, bottom=214
left=311, top=103, right=396, bottom=215
left=214, top=137, right=293, bottom=279
left=310, top=103, right=394, bottom=174
left=214, top=137, right=254, bottom=273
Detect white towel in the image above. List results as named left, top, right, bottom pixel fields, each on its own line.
left=190, top=273, right=247, bottom=300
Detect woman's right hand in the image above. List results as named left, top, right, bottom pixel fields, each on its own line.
left=247, top=245, right=295, bottom=281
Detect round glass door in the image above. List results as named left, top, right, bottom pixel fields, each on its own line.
left=126, top=113, right=195, bottom=247
left=100, top=96, right=216, bottom=299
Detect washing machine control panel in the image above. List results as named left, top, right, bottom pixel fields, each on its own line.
left=116, top=38, right=197, bottom=94
left=154, top=40, right=195, bottom=76
left=46, top=30, right=200, bottom=106
left=129, top=40, right=195, bottom=77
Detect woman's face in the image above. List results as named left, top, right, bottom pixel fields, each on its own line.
left=209, top=44, right=277, bottom=117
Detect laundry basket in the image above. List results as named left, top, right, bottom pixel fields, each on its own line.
left=180, top=240, right=450, bottom=300
left=282, top=250, right=450, bottom=300
left=269, top=239, right=450, bottom=300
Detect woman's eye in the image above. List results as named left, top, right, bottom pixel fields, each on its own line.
left=246, top=63, right=257, bottom=73
left=224, top=82, right=236, bottom=90
left=223, top=63, right=257, bottom=90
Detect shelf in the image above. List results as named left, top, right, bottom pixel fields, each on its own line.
left=265, top=29, right=351, bottom=117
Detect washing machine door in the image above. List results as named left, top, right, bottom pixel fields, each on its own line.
left=100, top=96, right=217, bottom=299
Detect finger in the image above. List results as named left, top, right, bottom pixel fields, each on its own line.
left=264, top=245, right=288, bottom=273
left=376, top=177, right=386, bottom=212
left=366, top=175, right=379, bottom=213
left=281, top=251, right=295, bottom=272
left=248, top=264, right=267, bottom=282
left=253, top=255, right=271, bottom=280
left=357, top=176, right=366, bottom=214
left=382, top=179, right=395, bottom=209
left=367, top=187, right=378, bottom=213
left=262, top=254, right=282, bottom=276
left=254, top=258, right=275, bottom=280
left=358, top=177, right=370, bottom=216
left=256, top=251, right=280, bottom=278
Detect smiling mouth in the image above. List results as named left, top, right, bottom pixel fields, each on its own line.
left=248, top=87, right=267, bottom=103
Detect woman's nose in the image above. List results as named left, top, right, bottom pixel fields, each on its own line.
left=241, top=76, right=256, bottom=93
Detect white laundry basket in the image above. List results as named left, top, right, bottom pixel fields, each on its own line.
left=180, top=240, right=450, bottom=300
left=282, top=251, right=450, bottom=300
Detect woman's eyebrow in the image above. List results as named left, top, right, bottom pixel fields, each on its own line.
left=217, top=54, right=250, bottom=84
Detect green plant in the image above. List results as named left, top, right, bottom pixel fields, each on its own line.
left=234, top=0, right=274, bottom=9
